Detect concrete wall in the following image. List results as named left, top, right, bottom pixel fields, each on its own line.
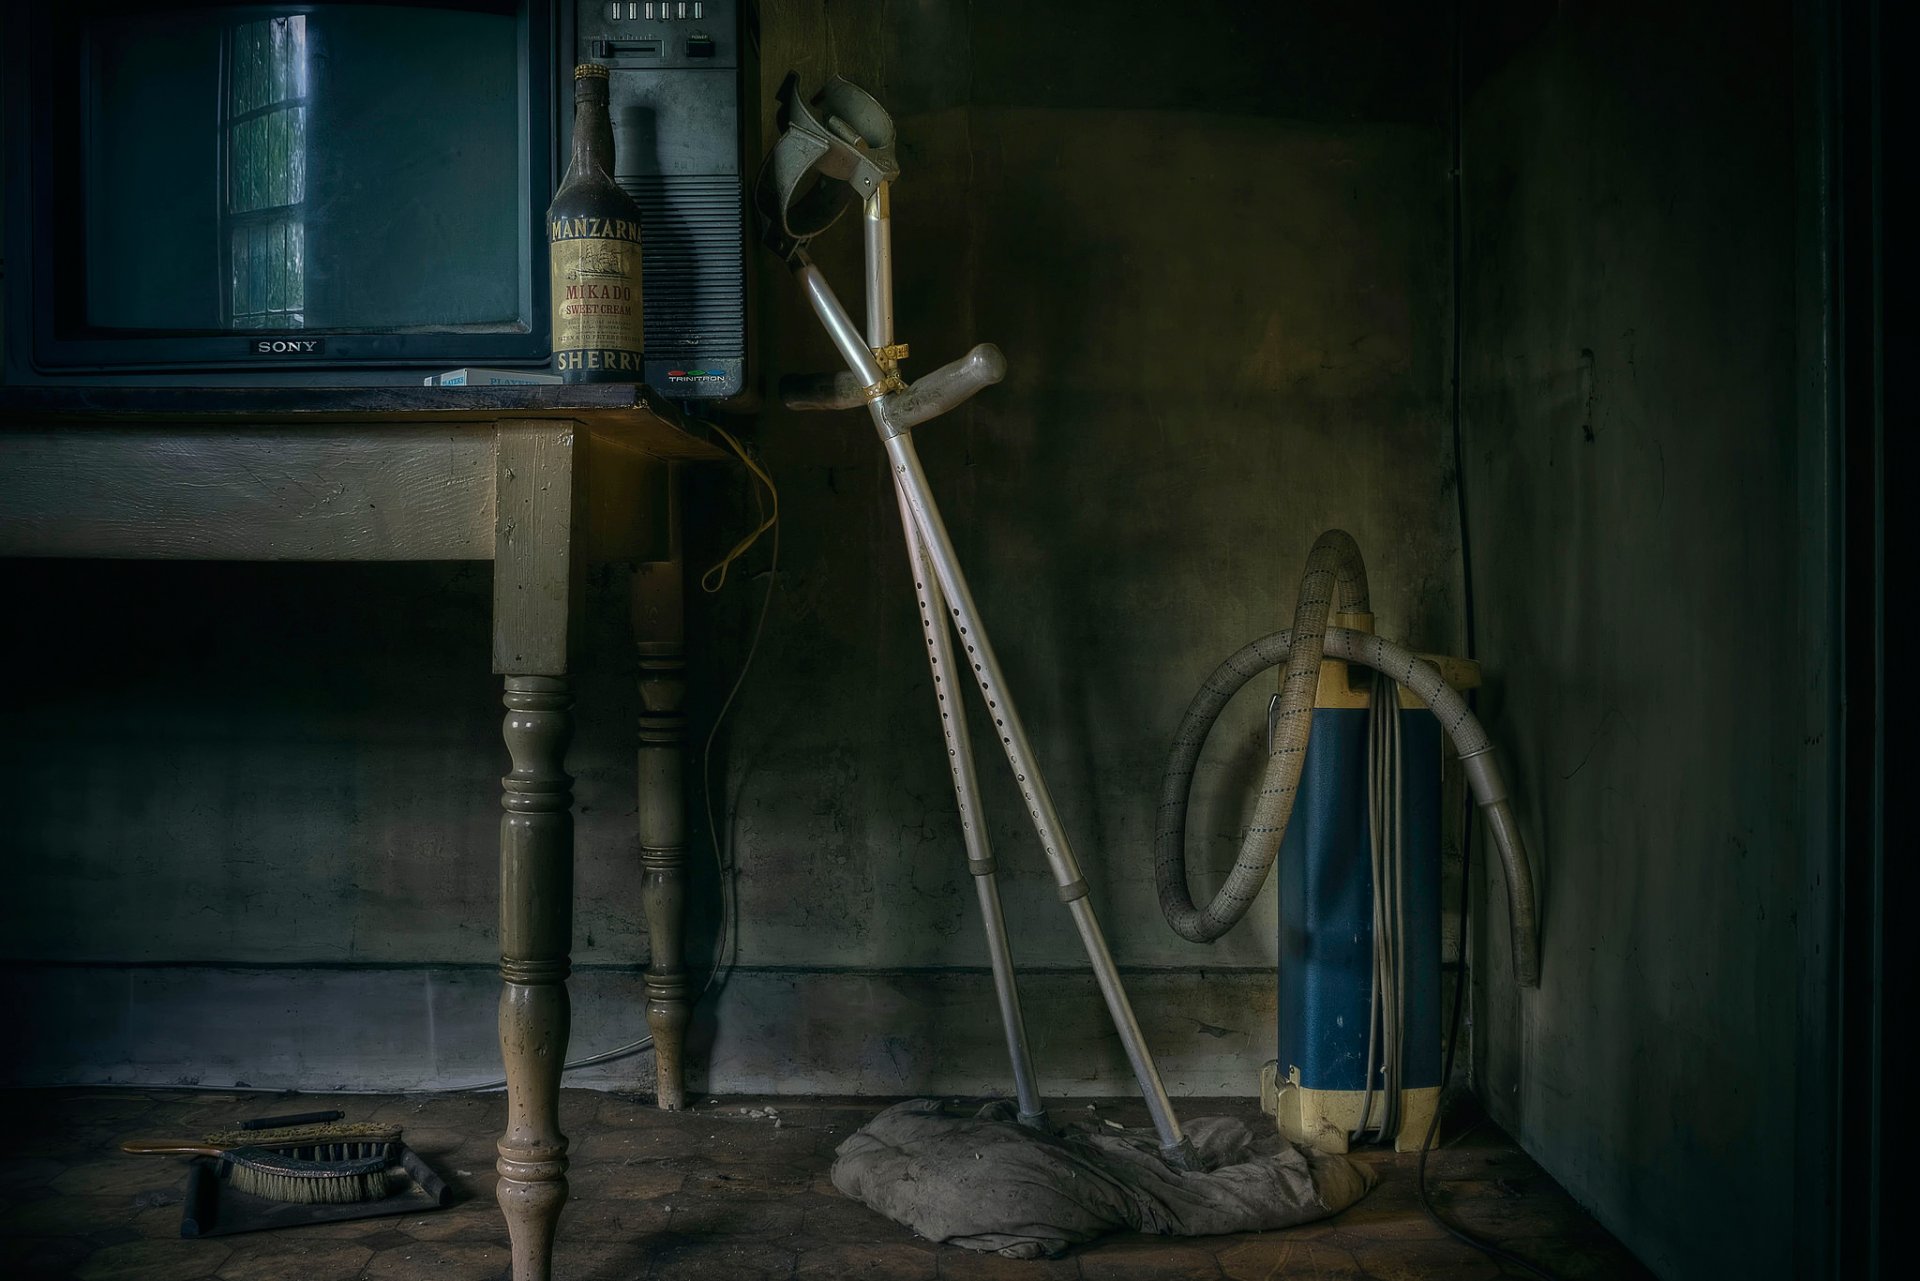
left=1, top=2, right=1465, bottom=1098
left=1457, top=3, right=1829, bottom=1277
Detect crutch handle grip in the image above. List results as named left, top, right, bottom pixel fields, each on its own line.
left=780, top=343, right=1009, bottom=425
left=780, top=370, right=870, bottom=411
left=885, top=343, right=1007, bottom=432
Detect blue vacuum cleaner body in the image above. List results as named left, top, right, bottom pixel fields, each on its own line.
left=1270, top=697, right=1443, bottom=1151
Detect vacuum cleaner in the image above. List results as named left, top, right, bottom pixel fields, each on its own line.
left=1153, top=530, right=1541, bottom=1151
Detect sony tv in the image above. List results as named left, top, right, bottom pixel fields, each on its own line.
left=2, top=0, right=753, bottom=397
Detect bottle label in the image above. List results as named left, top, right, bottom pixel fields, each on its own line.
left=549, top=220, right=642, bottom=374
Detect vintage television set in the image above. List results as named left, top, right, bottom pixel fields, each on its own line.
left=1, top=0, right=755, bottom=397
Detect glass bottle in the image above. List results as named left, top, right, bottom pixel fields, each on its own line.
left=547, top=63, right=644, bottom=382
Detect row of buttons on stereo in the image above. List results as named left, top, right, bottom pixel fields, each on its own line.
left=606, top=2, right=703, bottom=18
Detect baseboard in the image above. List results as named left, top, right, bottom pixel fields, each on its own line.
left=0, top=963, right=1275, bottom=1097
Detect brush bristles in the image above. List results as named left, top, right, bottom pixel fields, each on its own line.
left=228, top=1162, right=394, bottom=1204
left=220, top=1142, right=398, bottom=1205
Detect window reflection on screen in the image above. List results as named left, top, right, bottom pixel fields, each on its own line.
left=225, top=16, right=308, bottom=328
left=83, top=5, right=522, bottom=335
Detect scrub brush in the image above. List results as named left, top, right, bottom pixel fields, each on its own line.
left=122, top=1123, right=401, bottom=1204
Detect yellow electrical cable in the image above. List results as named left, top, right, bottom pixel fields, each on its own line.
left=701, top=422, right=778, bottom=593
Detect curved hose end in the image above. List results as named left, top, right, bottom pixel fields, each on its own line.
left=1459, top=749, right=1543, bottom=991
left=1500, top=836, right=1542, bottom=987
left=1485, top=801, right=1542, bottom=990
left=1512, top=938, right=1541, bottom=989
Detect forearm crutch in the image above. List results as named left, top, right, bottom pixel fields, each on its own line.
left=755, top=73, right=1198, bottom=1168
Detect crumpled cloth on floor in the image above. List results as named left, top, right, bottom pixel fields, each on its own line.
left=829, top=1098, right=1374, bottom=1258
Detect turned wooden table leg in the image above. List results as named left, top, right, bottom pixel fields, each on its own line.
left=492, top=421, right=584, bottom=1281
left=497, top=675, right=574, bottom=1281
left=634, top=549, right=690, bottom=1111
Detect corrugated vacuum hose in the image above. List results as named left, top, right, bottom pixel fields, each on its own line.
left=1152, top=533, right=1541, bottom=986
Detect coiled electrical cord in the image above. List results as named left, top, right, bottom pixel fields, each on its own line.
left=1354, top=668, right=1408, bottom=1145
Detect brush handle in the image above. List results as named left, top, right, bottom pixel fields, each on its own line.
left=240, top=1110, right=344, bottom=1130
left=122, top=1140, right=225, bottom=1158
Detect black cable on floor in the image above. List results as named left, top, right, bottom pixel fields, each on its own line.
left=1413, top=749, right=1559, bottom=1280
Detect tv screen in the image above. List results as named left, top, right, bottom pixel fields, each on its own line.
left=84, top=4, right=524, bottom=335
left=4, top=0, right=555, bottom=377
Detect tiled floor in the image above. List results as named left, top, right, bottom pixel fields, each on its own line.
left=0, top=1088, right=1648, bottom=1280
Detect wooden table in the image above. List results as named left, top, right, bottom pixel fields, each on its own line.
left=0, top=385, right=725, bottom=1281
